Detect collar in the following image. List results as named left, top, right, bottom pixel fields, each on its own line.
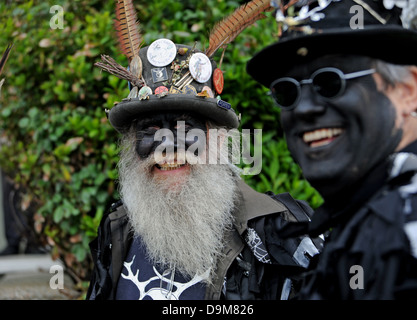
left=400, top=139, right=417, bottom=155
left=233, top=179, right=287, bottom=235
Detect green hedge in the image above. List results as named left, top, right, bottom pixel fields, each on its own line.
left=0, top=0, right=322, bottom=294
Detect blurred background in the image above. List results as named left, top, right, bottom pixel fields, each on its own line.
left=0, top=0, right=322, bottom=299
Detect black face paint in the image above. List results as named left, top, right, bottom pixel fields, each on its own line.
left=134, top=112, right=207, bottom=159
left=279, top=55, right=403, bottom=199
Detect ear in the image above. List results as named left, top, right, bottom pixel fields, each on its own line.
left=398, top=66, right=417, bottom=115
left=377, top=66, right=417, bottom=119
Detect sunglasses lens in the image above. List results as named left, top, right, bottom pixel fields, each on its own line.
left=271, top=79, right=299, bottom=108
left=312, top=70, right=343, bottom=98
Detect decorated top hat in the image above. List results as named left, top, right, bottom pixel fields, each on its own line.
left=96, top=0, right=273, bottom=133
left=247, top=0, right=417, bottom=87
left=107, top=41, right=236, bottom=133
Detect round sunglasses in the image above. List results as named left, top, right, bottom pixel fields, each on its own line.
left=269, top=67, right=376, bottom=109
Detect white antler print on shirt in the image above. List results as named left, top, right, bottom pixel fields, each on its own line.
left=120, top=255, right=210, bottom=300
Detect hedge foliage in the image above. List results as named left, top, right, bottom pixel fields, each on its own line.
left=0, top=0, right=322, bottom=293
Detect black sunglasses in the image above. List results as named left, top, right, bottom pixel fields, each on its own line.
left=269, top=67, right=376, bottom=109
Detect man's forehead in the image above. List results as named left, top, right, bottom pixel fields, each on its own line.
left=285, top=54, right=374, bottom=78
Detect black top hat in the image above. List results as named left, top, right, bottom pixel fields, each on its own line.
left=247, top=0, right=417, bottom=88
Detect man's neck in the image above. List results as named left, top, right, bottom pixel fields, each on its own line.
left=399, top=139, right=417, bottom=154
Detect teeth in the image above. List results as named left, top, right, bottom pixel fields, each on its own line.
left=303, top=128, right=344, bottom=144
left=157, top=163, right=185, bottom=171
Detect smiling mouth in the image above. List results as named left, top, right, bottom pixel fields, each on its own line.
left=155, top=163, right=187, bottom=171
left=302, top=128, right=345, bottom=148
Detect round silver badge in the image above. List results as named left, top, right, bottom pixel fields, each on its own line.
left=189, top=52, right=212, bottom=84
left=147, top=38, right=177, bottom=67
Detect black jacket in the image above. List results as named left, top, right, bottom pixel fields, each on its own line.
left=87, top=180, right=322, bottom=300
left=295, top=142, right=417, bottom=299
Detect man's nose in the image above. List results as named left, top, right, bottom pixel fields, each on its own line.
left=294, top=86, right=326, bottom=120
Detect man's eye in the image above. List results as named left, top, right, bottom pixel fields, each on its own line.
left=144, top=126, right=160, bottom=134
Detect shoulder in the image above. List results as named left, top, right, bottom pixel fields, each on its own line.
left=237, top=181, right=322, bottom=267
left=104, top=200, right=128, bottom=225
left=357, top=153, right=417, bottom=256
left=265, top=191, right=314, bottom=223
left=108, top=199, right=124, bottom=213
left=236, top=179, right=313, bottom=223
left=90, top=200, right=128, bottom=250
left=389, top=152, right=417, bottom=180
left=372, top=153, right=417, bottom=219
left=388, top=152, right=417, bottom=195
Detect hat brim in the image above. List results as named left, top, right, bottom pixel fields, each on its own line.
left=247, top=26, right=417, bottom=88
left=109, top=94, right=240, bottom=133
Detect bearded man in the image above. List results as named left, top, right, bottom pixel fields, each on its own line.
left=86, top=38, right=321, bottom=300
left=116, top=112, right=240, bottom=293
left=247, top=0, right=417, bottom=299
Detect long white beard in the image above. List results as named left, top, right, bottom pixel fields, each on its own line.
left=118, top=131, right=239, bottom=282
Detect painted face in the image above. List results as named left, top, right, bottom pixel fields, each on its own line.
left=134, top=112, right=207, bottom=178
left=279, top=55, right=403, bottom=198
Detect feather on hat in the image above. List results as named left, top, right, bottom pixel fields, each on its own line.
left=0, top=43, right=13, bottom=97
left=96, top=0, right=272, bottom=133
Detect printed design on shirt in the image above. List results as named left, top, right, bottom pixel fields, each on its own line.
left=244, top=227, right=272, bottom=264
left=120, top=255, right=209, bottom=300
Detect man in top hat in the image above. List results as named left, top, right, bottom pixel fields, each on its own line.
left=247, top=0, right=417, bottom=299
left=87, top=1, right=321, bottom=300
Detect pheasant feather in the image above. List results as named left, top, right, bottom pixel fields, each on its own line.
left=205, top=0, right=272, bottom=57
left=95, top=55, right=145, bottom=88
left=0, top=43, right=12, bottom=97
left=114, top=0, right=142, bottom=61
left=0, top=43, right=13, bottom=76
